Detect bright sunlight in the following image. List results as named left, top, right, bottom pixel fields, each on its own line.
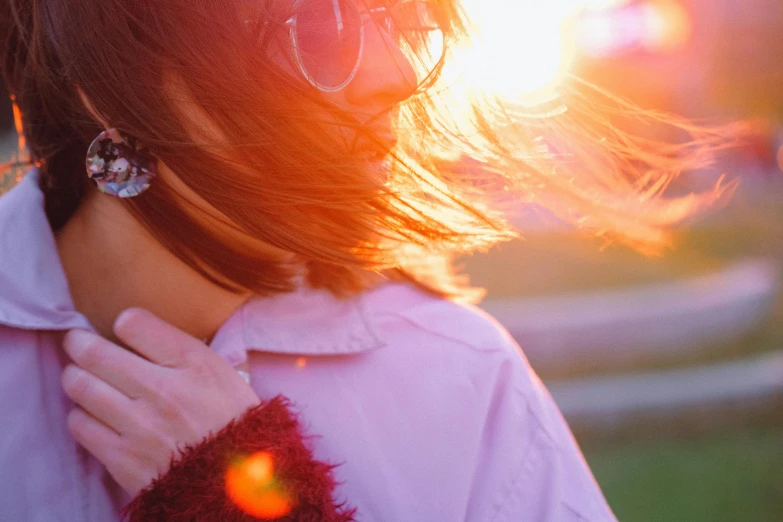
left=454, top=0, right=632, bottom=98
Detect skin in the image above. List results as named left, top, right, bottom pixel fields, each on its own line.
left=57, top=7, right=418, bottom=497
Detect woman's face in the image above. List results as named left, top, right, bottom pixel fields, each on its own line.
left=155, top=0, right=421, bottom=263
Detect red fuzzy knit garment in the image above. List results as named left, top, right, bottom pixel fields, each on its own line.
left=121, top=396, right=356, bottom=521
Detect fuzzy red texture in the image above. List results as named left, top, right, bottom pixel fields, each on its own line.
left=121, top=395, right=356, bottom=522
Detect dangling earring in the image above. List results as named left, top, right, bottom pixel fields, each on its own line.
left=85, top=128, right=157, bottom=198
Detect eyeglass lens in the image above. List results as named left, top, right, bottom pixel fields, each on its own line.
left=291, top=0, right=445, bottom=90
left=292, top=0, right=364, bottom=89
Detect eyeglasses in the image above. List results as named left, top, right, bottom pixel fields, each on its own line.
left=251, top=0, right=444, bottom=93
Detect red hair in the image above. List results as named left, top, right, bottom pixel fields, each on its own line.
left=0, top=0, right=741, bottom=302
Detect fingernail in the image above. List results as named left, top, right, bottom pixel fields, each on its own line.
left=113, top=308, right=144, bottom=334
left=64, top=329, right=95, bottom=359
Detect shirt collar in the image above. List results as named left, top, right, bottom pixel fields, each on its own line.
left=0, top=170, right=91, bottom=331
left=0, top=169, right=386, bottom=356
left=210, top=288, right=386, bottom=365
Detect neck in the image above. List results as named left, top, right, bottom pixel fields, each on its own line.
left=55, top=187, right=251, bottom=343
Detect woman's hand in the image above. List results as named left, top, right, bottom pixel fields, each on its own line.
left=60, top=308, right=261, bottom=498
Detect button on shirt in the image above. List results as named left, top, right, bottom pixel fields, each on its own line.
left=0, top=171, right=617, bottom=521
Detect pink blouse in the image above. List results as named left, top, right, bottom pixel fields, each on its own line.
left=0, top=171, right=616, bottom=521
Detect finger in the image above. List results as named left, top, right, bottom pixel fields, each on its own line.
left=67, top=407, right=124, bottom=468
left=67, top=408, right=148, bottom=497
left=61, top=364, right=136, bottom=434
left=113, top=308, right=217, bottom=368
left=63, top=329, right=161, bottom=398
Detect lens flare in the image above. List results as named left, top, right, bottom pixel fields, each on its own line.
left=225, top=452, right=293, bottom=519
left=449, top=0, right=689, bottom=98
left=576, top=0, right=691, bottom=56
left=641, top=0, right=691, bottom=52
left=10, top=96, right=25, bottom=153
left=454, top=0, right=576, bottom=97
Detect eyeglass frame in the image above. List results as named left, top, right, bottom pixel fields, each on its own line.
left=247, top=0, right=440, bottom=93
left=283, top=0, right=403, bottom=93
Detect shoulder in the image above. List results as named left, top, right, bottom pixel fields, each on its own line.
left=357, top=283, right=547, bottom=420
left=361, top=282, right=522, bottom=357
left=355, top=284, right=616, bottom=521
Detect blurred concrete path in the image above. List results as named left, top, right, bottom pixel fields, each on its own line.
left=549, top=350, right=783, bottom=443
left=550, top=350, right=783, bottom=418
left=481, top=258, right=780, bottom=375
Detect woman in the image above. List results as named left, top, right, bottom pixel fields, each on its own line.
left=0, top=0, right=735, bottom=520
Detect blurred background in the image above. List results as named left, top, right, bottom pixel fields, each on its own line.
left=460, top=1, right=783, bottom=520
left=2, top=0, right=782, bottom=519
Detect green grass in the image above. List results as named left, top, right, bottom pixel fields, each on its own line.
left=585, top=430, right=783, bottom=522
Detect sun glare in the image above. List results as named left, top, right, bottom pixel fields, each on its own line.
left=225, top=452, right=293, bottom=519
left=453, top=0, right=632, bottom=98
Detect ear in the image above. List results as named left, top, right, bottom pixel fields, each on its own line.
left=77, top=88, right=111, bottom=130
